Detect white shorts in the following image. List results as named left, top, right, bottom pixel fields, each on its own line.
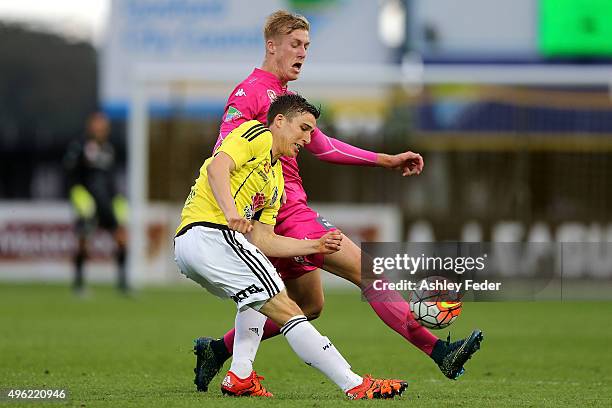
left=174, top=224, right=285, bottom=310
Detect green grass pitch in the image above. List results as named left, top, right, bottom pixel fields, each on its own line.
left=1, top=283, right=611, bottom=407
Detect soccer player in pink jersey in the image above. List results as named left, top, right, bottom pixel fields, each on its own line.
left=194, top=10, right=483, bottom=392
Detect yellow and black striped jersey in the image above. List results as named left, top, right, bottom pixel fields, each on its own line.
left=176, top=120, right=284, bottom=235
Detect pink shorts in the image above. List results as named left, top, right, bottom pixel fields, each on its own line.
left=271, top=208, right=336, bottom=280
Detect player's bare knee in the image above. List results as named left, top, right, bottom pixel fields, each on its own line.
left=299, top=297, right=325, bottom=320
left=260, top=290, right=305, bottom=326
left=301, top=299, right=324, bottom=320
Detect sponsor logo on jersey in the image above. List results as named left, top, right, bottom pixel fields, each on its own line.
left=249, top=327, right=260, bottom=335
left=251, top=192, right=265, bottom=211
left=230, top=284, right=265, bottom=303
left=243, top=192, right=266, bottom=220
left=267, top=89, right=277, bottom=102
left=224, top=106, right=242, bottom=122
left=234, top=88, right=246, bottom=97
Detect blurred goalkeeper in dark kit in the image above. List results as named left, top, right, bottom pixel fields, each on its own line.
left=63, top=112, right=128, bottom=295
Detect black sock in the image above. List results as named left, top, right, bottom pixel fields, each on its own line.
left=116, top=247, right=128, bottom=292
left=74, top=252, right=85, bottom=290
left=430, top=339, right=447, bottom=365
left=210, top=338, right=232, bottom=363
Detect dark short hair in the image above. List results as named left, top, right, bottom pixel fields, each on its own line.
left=266, top=93, right=320, bottom=125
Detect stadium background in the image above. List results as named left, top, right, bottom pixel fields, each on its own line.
left=1, top=1, right=611, bottom=406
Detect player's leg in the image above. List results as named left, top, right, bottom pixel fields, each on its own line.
left=268, top=212, right=442, bottom=356
left=72, top=218, right=91, bottom=296
left=216, top=230, right=406, bottom=398
left=74, top=235, right=87, bottom=294
left=194, top=268, right=324, bottom=391
left=175, top=226, right=275, bottom=395
left=322, top=235, right=440, bottom=355
left=322, top=232, right=484, bottom=379
left=180, top=226, right=407, bottom=399
left=112, top=225, right=128, bottom=293
left=226, top=306, right=267, bottom=380
left=269, top=212, right=454, bottom=364
left=284, top=269, right=325, bottom=319
left=258, top=289, right=407, bottom=399
left=193, top=217, right=329, bottom=389
left=99, top=204, right=128, bottom=293
left=220, top=269, right=323, bottom=352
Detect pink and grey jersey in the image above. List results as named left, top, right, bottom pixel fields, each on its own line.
left=215, top=68, right=378, bottom=224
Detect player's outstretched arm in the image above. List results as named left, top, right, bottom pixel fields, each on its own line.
left=207, top=152, right=253, bottom=234
left=247, top=221, right=342, bottom=258
left=377, top=151, right=424, bottom=176
left=305, top=128, right=424, bottom=175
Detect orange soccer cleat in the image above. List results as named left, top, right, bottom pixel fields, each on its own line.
left=220, top=370, right=273, bottom=397
left=345, top=375, right=408, bottom=400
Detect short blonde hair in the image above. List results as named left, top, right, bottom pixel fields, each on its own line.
left=264, top=10, right=310, bottom=40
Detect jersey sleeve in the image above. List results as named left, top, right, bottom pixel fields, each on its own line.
left=305, top=128, right=378, bottom=166
left=216, top=123, right=272, bottom=170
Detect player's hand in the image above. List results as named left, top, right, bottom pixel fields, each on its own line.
left=227, top=216, right=253, bottom=234
left=381, top=151, right=424, bottom=176
left=316, top=230, right=343, bottom=254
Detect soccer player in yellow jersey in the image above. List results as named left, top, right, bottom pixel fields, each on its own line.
left=174, top=94, right=407, bottom=399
